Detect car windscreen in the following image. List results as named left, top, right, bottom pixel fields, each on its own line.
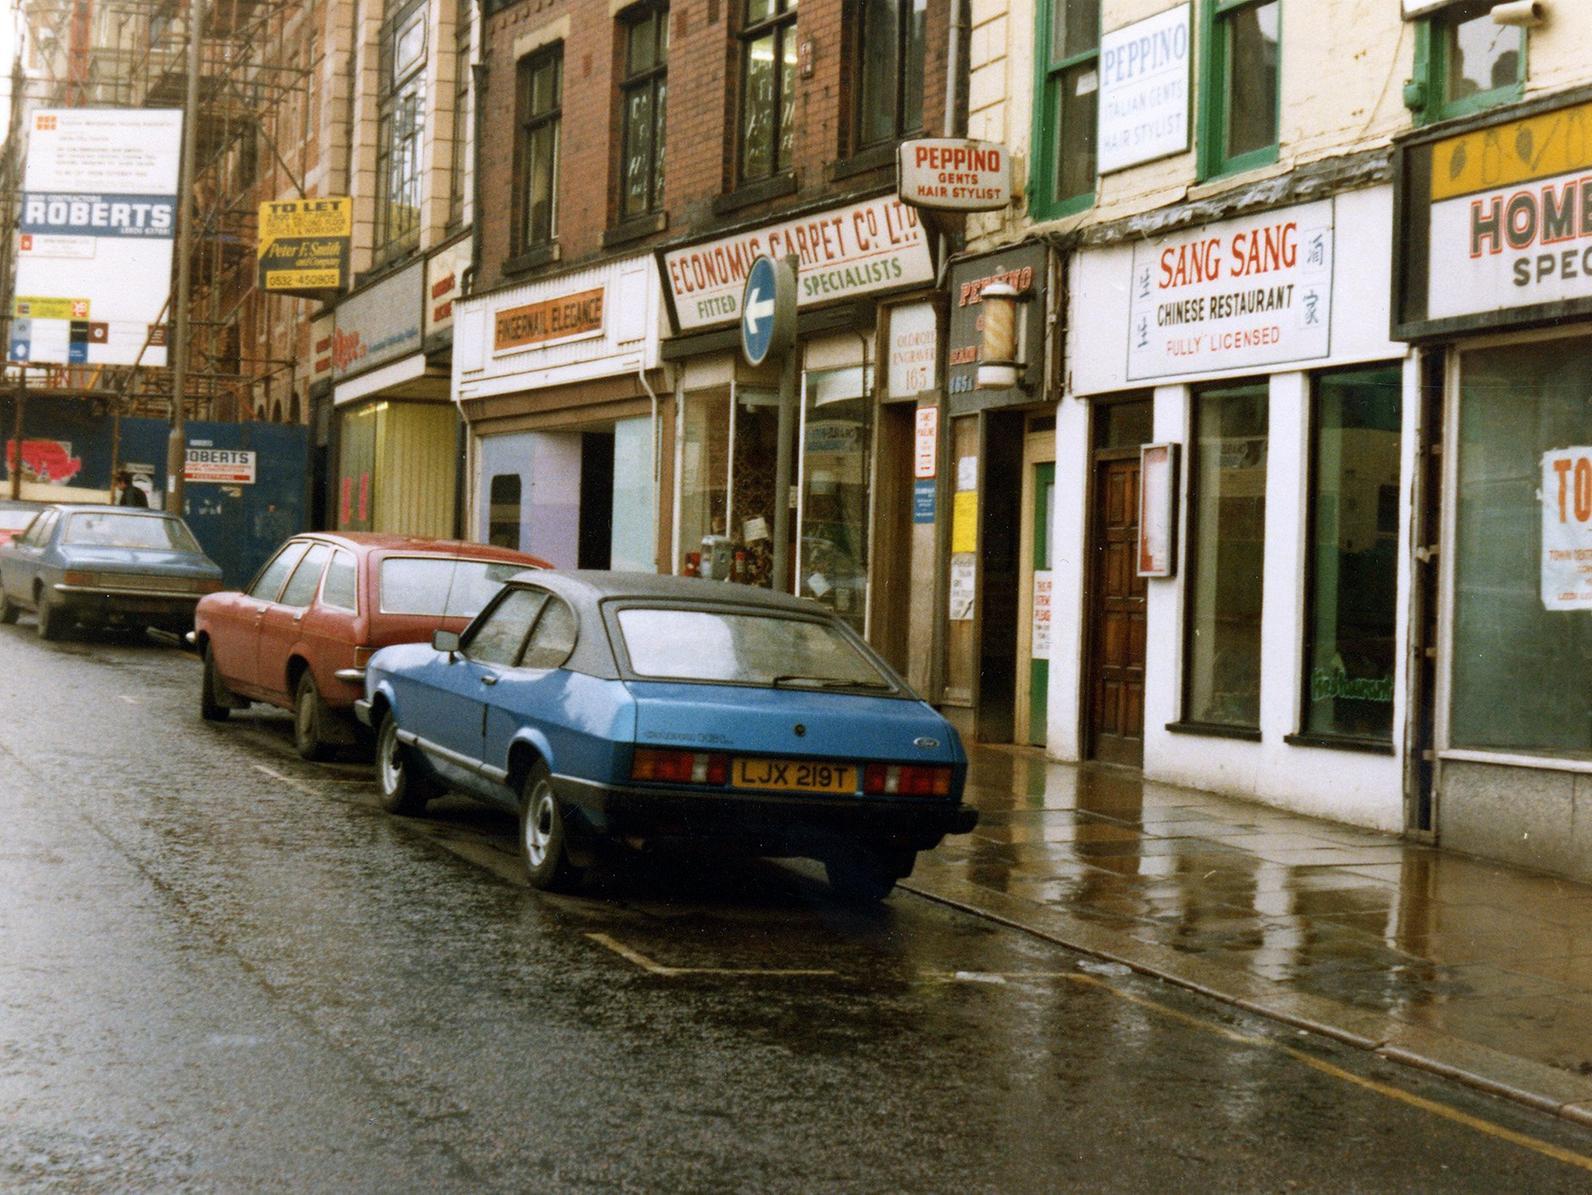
left=0, top=510, right=36, bottom=531
left=378, top=557, right=526, bottom=617
left=616, top=607, right=896, bottom=690
left=63, top=512, right=201, bottom=552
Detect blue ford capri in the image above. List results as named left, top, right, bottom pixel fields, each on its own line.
left=357, top=571, right=976, bottom=901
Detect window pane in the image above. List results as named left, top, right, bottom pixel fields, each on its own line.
left=1186, top=382, right=1268, bottom=728
left=1223, top=1, right=1279, bottom=159
left=742, top=32, right=777, bottom=180
left=468, top=588, right=546, bottom=666
left=1051, top=0, right=1100, bottom=61
left=526, top=119, right=559, bottom=244
left=654, top=78, right=667, bottom=203
left=1451, top=344, right=1592, bottom=757
left=627, top=12, right=657, bottom=74
left=323, top=550, right=358, bottom=611
left=1056, top=63, right=1098, bottom=200
left=618, top=608, right=890, bottom=687
left=903, top=0, right=925, bottom=132
left=379, top=558, right=527, bottom=617
left=621, top=84, right=655, bottom=218
left=778, top=27, right=797, bottom=170
left=745, top=0, right=777, bottom=22
left=489, top=474, right=521, bottom=549
left=523, top=598, right=577, bottom=669
left=279, top=544, right=332, bottom=609
left=800, top=381, right=872, bottom=633
left=64, top=512, right=200, bottom=551
left=678, top=391, right=730, bottom=571
left=1444, top=7, right=1520, bottom=102
left=250, top=542, right=309, bottom=600
left=858, top=0, right=901, bottom=147
left=1304, top=367, right=1401, bottom=741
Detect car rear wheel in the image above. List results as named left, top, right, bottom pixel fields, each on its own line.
left=824, top=844, right=915, bottom=904
left=520, top=762, right=583, bottom=893
left=34, top=595, right=62, bottom=641
left=200, top=645, right=232, bottom=722
left=294, top=671, right=333, bottom=761
left=0, top=588, right=17, bottom=625
left=376, top=711, right=436, bottom=815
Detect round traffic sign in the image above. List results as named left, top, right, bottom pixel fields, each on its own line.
left=740, top=255, right=795, bottom=367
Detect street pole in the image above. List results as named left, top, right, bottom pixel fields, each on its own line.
left=771, top=337, right=797, bottom=593
left=9, top=366, right=23, bottom=501
left=166, top=0, right=204, bottom=515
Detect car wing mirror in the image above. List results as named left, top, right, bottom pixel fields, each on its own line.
left=432, top=630, right=461, bottom=657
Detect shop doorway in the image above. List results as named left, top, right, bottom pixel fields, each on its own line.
left=1086, top=399, right=1152, bottom=766
left=1016, top=420, right=1056, bottom=746
left=976, top=409, right=1026, bottom=743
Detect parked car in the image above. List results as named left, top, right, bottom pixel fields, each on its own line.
left=193, top=533, right=552, bottom=760
left=357, top=571, right=977, bottom=901
left=0, top=498, right=47, bottom=547
left=0, top=504, right=225, bottom=640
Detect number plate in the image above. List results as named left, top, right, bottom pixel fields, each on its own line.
left=731, top=757, right=855, bottom=795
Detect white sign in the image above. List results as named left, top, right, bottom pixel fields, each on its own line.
left=1031, top=571, right=1053, bottom=659
left=1128, top=199, right=1334, bottom=380
left=1138, top=443, right=1178, bottom=577
left=914, top=406, right=939, bottom=480
left=11, top=108, right=183, bottom=368
left=1098, top=5, right=1191, bottom=174
left=185, top=448, right=257, bottom=485
left=949, top=553, right=976, bottom=621
left=888, top=302, right=939, bottom=397
left=661, top=194, right=933, bottom=331
left=897, top=139, right=1011, bottom=211
left=1542, top=447, right=1592, bottom=611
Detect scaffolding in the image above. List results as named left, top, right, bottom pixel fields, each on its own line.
left=1, top=0, right=320, bottom=426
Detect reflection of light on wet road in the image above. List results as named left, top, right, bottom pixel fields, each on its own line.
left=586, top=932, right=838, bottom=978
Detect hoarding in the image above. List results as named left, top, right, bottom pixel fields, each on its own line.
left=11, top=108, right=183, bottom=367
left=257, top=197, right=351, bottom=294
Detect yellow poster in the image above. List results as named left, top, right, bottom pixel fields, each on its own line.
left=257, top=197, right=351, bottom=293
left=951, top=490, right=979, bottom=552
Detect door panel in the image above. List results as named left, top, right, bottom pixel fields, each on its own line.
left=1088, top=455, right=1146, bottom=766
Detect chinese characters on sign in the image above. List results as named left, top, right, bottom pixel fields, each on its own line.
left=1127, top=200, right=1334, bottom=380
left=1541, top=447, right=1592, bottom=611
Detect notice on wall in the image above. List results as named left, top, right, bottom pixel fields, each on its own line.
left=888, top=302, right=939, bottom=397
left=913, top=477, right=936, bottom=524
left=1097, top=4, right=1191, bottom=174
left=914, top=406, right=939, bottom=479
left=1542, top=447, right=1592, bottom=611
left=1127, top=199, right=1334, bottom=380
left=1031, top=570, right=1053, bottom=659
left=185, top=448, right=256, bottom=485
left=951, top=490, right=979, bottom=553
left=949, top=553, right=976, bottom=621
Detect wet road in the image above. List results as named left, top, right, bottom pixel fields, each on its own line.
left=3, top=624, right=1592, bottom=1192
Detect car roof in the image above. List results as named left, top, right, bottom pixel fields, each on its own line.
left=41, top=503, right=177, bottom=516
left=506, top=569, right=823, bottom=614
left=290, top=531, right=551, bottom=566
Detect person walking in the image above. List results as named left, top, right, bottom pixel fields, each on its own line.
left=116, top=470, right=149, bottom=507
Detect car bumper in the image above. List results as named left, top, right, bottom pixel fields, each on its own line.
left=354, top=698, right=373, bottom=726
left=50, top=586, right=200, bottom=628
left=556, top=776, right=978, bottom=853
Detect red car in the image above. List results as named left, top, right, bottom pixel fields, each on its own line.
left=192, top=533, right=551, bottom=758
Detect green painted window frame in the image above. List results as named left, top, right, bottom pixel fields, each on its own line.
left=1410, top=3, right=1525, bottom=127
left=1196, top=0, right=1281, bottom=182
left=1030, top=0, right=1100, bottom=220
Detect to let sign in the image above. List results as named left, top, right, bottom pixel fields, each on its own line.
left=1128, top=199, right=1334, bottom=380
left=494, top=288, right=606, bottom=352
left=897, top=139, right=1011, bottom=211
left=1542, top=447, right=1592, bottom=611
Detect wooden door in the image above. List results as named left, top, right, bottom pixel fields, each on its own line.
left=1088, top=455, right=1146, bottom=766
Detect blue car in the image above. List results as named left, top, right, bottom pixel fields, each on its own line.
left=0, top=504, right=225, bottom=640
left=357, top=571, right=976, bottom=901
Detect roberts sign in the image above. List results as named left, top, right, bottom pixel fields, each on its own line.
left=898, top=139, right=1011, bottom=212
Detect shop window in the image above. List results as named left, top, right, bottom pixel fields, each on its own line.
left=1183, top=381, right=1268, bottom=732
left=730, top=387, right=783, bottom=586
left=515, top=46, right=563, bottom=253
left=1299, top=365, right=1402, bottom=746
left=738, top=0, right=798, bottom=185
left=376, top=0, right=427, bottom=262
left=1033, top=0, right=1099, bottom=218
left=799, top=368, right=874, bottom=632
left=488, top=473, right=521, bottom=549
left=1411, top=1, right=1523, bottom=125
left=854, top=0, right=924, bottom=152
left=619, top=3, right=669, bottom=221
left=1451, top=342, right=1592, bottom=758
left=1197, top=0, right=1280, bottom=181
left=448, top=0, right=472, bottom=228
left=679, top=391, right=731, bottom=572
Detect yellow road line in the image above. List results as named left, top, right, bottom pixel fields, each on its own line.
left=1066, top=972, right=1592, bottom=1174
left=585, top=932, right=836, bottom=978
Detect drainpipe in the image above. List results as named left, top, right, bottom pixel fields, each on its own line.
left=637, top=358, right=666, bottom=573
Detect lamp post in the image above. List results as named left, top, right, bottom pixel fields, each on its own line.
left=165, top=0, right=205, bottom=514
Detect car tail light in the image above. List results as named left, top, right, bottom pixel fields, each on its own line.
left=62, top=570, right=95, bottom=587
left=863, top=763, right=952, bottom=797
left=631, top=748, right=729, bottom=785
left=353, top=645, right=376, bottom=668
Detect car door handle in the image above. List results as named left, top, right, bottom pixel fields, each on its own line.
left=479, top=673, right=498, bottom=686
left=293, top=611, right=305, bottom=622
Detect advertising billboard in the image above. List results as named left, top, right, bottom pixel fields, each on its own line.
left=10, top=108, right=184, bottom=367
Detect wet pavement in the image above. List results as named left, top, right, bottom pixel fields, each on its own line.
left=910, top=746, right=1592, bottom=1121
left=4, top=623, right=1592, bottom=1189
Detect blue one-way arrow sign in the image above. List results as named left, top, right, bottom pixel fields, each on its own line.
left=740, top=255, right=795, bottom=367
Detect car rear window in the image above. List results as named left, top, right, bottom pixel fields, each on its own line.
left=615, top=607, right=894, bottom=689
left=64, top=512, right=200, bottom=552
left=0, top=509, right=36, bottom=531
left=378, top=557, right=527, bottom=617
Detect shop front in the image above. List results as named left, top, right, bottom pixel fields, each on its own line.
left=1061, top=187, right=1413, bottom=830
left=1393, top=91, right=1592, bottom=879
left=453, top=254, right=666, bottom=571
left=331, top=258, right=457, bottom=537
left=658, top=193, right=938, bottom=676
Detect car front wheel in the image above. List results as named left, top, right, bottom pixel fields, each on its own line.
left=519, top=762, right=583, bottom=893
left=293, top=671, right=333, bottom=761
left=376, top=711, right=436, bottom=815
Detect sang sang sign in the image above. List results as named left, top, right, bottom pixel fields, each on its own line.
left=1128, top=199, right=1334, bottom=380
left=897, top=139, right=1011, bottom=211
left=494, top=288, right=606, bottom=352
